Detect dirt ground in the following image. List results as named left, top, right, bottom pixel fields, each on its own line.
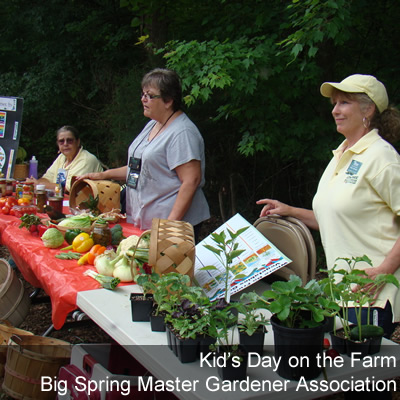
left=1, top=244, right=399, bottom=399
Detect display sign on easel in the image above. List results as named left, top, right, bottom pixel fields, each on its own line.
left=0, top=96, right=24, bottom=179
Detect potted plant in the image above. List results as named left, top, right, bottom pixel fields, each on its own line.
left=236, top=292, right=269, bottom=356
left=130, top=263, right=158, bottom=322
left=207, top=300, right=248, bottom=381
left=321, top=255, right=399, bottom=357
left=149, top=272, right=194, bottom=334
left=253, top=274, right=340, bottom=381
left=200, top=226, right=248, bottom=303
left=14, top=146, right=29, bottom=180
left=164, top=285, right=211, bottom=363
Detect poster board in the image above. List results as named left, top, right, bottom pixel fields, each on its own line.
left=194, top=213, right=292, bottom=302
left=0, top=96, right=24, bottom=179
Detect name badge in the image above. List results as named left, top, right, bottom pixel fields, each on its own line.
left=346, top=160, right=362, bottom=175
left=127, top=157, right=141, bottom=189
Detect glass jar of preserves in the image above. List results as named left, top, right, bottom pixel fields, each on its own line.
left=15, top=182, right=24, bottom=199
left=90, top=220, right=112, bottom=247
left=22, top=182, right=34, bottom=203
left=35, top=184, right=47, bottom=212
left=5, top=180, right=13, bottom=196
left=0, top=179, right=6, bottom=197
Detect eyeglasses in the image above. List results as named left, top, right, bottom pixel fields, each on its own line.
left=141, top=92, right=162, bottom=101
left=57, top=138, right=75, bottom=145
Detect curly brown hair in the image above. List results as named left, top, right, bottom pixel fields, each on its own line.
left=331, top=89, right=400, bottom=144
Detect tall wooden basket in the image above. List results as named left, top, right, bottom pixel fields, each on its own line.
left=2, top=335, right=71, bottom=400
left=69, top=179, right=121, bottom=213
left=148, top=219, right=195, bottom=280
left=0, top=320, right=34, bottom=378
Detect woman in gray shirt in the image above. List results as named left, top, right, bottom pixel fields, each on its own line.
left=78, top=69, right=210, bottom=239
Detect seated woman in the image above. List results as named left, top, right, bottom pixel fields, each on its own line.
left=27, top=125, right=104, bottom=193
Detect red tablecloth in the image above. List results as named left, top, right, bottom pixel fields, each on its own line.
left=0, top=214, right=143, bottom=330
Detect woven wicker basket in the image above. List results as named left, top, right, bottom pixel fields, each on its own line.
left=69, top=179, right=121, bottom=213
left=13, top=164, right=29, bottom=180
left=148, top=219, right=195, bottom=280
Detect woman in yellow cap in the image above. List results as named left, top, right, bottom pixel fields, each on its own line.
left=258, top=74, right=400, bottom=340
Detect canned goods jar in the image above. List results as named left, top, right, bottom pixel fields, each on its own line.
left=35, top=184, right=47, bottom=212
left=15, top=182, right=24, bottom=199
left=5, top=180, right=13, bottom=196
left=48, top=197, right=63, bottom=214
left=0, top=180, right=6, bottom=197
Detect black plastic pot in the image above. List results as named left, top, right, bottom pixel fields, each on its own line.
left=197, top=335, right=216, bottom=356
left=271, top=314, right=327, bottom=381
left=166, top=324, right=177, bottom=355
left=216, top=345, right=248, bottom=381
left=330, top=328, right=382, bottom=357
left=346, top=338, right=370, bottom=358
left=175, top=336, right=200, bottom=363
left=238, top=325, right=266, bottom=356
left=368, top=336, right=383, bottom=355
left=329, top=330, right=347, bottom=354
left=150, top=310, right=166, bottom=332
left=130, top=293, right=153, bottom=322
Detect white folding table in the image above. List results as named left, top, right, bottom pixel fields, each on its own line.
left=77, top=283, right=400, bottom=400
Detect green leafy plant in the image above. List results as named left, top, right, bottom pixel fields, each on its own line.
left=237, top=292, right=269, bottom=336
left=78, top=194, right=100, bottom=215
left=166, top=295, right=211, bottom=340
left=321, top=255, right=399, bottom=341
left=200, top=226, right=248, bottom=302
left=252, top=275, right=340, bottom=329
left=149, top=272, right=192, bottom=317
left=16, top=147, right=27, bottom=164
left=207, top=299, right=240, bottom=358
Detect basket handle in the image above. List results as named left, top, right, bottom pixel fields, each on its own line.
left=130, top=230, right=151, bottom=283
left=0, top=320, right=13, bottom=328
left=10, top=334, right=24, bottom=353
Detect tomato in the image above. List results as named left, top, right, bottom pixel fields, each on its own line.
left=38, top=224, right=49, bottom=237
left=6, top=197, right=18, bottom=207
left=18, top=198, right=30, bottom=205
left=1, top=206, right=10, bottom=215
left=29, top=224, right=38, bottom=233
left=0, top=197, right=8, bottom=208
left=325, top=348, right=340, bottom=359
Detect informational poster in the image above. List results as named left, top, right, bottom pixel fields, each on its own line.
left=194, top=213, right=292, bottom=301
left=0, top=96, right=24, bottom=178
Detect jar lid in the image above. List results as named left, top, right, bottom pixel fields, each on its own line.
left=36, top=184, right=46, bottom=190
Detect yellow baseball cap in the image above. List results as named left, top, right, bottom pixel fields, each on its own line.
left=320, top=74, right=388, bottom=113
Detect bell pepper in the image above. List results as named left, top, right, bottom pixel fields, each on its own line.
left=87, top=244, right=107, bottom=265
left=38, top=224, right=50, bottom=238
left=65, top=228, right=83, bottom=245
left=61, top=232, right=94, bottom=253
left=77, top=252, right=90, bottom=265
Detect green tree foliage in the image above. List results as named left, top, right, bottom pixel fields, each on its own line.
left=0, top=0, right=147, bottom=169
left=0, top=0, right=399, bottom=226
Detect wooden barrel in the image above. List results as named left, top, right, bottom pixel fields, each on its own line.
left=0, top=320, right=34, bottom=378
left=0, top=259, right=30, bottom=327
left=2, top=335, right=71, bottom=400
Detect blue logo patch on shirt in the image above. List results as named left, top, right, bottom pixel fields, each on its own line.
left=346, top=160, right=362, bottom=175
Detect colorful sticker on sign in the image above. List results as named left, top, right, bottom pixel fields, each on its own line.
left=0, top=146, right=6, bottom=171
left=0, top=112, right=6, bottom=138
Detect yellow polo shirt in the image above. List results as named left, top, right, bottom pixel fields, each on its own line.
left=42, top=147, right=103, bottom=192
left=313, top=129, right=400, bottom=320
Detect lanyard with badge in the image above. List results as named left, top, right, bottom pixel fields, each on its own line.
left=127, top=111, right=175, bottom=189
